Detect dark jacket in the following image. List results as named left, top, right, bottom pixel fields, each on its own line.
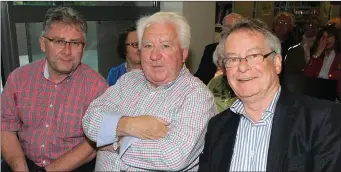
left=194, top=43, right=218, bottom=85
left=199, top=89, right=341, bottom=172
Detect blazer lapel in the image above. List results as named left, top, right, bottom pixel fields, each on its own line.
left=217, top=110, right=241, bottom=172
left=266, top=89, right=299, bottom=172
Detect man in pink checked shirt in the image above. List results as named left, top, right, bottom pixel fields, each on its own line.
left=82, top=12, right=217, bottom=171
left=1, top=7, right=108, bottom=172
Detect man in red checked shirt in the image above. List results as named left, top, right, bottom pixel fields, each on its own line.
left=1, top=7, right=108, bottom=172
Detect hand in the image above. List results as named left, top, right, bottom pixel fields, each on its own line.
left=316, top=36, right=327, bottom=56
left=120, top=116, right=169, bottom=140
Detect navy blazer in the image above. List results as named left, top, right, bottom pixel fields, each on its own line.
left=199, top=89, right=341, bottom=172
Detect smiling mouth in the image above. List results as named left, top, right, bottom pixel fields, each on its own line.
left=237, top=77, right=256, bottom=83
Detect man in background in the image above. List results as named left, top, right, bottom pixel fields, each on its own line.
left=195, top=13, right=242, bottom=85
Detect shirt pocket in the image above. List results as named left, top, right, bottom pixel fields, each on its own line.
left=55, top=105, right=84, bottom=139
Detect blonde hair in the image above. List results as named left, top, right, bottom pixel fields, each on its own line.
left=136, top=12, right=191, bottom=49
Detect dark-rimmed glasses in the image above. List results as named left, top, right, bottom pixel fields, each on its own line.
left=43, top=36, right=84, bottom=49
left=222, top=51, right=276, bottom=68
left=125, top=42, right=139, bottom=48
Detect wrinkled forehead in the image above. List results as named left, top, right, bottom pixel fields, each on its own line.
left=225, top=30, right=267, bottom=53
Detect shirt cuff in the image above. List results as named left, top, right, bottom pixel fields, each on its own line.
left=97, top=112, right=123, bottom=147
left=119, top=136, right=139, bottom=158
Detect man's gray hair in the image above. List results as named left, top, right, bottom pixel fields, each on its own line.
left=136, top=12, right=191, bottom=49
left=220, top=18, right=281, bottom=58
left=41, top=7, right=87, bottom=39
left=213, top=32, right=228, bottom=67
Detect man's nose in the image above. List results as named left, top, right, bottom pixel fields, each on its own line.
left=150, top=47, right=161, bottom=61
left=61, top=43, right=72, bottom=55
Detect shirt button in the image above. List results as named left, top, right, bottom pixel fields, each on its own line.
left=54, top=85, right=57, bottom=88
left=329, top=74, right=332, bottom=78
left=250, top=151, right=254, bottom=156
left=41, top=144, right=45, bottom=148
left=43, top=160, right=46, bottom=164
left=49, top=104, right=53, bottom=108
left=45, top=124, right=49, bottom=128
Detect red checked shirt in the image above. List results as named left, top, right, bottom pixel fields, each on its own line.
left=1, top=59, right=108, bottom=167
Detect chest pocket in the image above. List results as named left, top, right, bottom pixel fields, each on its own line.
left=55, top=105, right=84, bottom=139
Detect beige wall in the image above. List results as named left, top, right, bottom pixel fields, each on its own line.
left=160, top=1, right=216, bottom=73
left=331, top=5, right=340, bottom=18
left=234, top=1, right=254, bottom=18
left=255, top=2, right=275, bottom=30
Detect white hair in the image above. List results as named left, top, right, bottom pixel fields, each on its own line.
left=136, top=12, right=191, bottom=49
left=213, top=39, right=225, bottom=67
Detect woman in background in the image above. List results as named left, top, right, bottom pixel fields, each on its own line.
left=107, top=26, right=141, bottom=86
left=304, top=24, right=341, bottom=98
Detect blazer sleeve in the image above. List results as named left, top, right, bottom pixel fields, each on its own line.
left=312, top=103, right=341, bottom=172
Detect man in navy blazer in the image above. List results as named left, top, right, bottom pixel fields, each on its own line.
left=194, top=13, right=242, bottom=85
left=199, top=18, right=341, bottom=172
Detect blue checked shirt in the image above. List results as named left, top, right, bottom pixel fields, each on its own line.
left=82, top=65, right=217, bottom=171
left=229, top=87, right=281, bottom=172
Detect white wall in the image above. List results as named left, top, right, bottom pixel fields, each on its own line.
left=160, top=1, right=216, bottom=73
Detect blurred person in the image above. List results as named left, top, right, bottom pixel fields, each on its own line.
left=199, top=18, right=341, bottom=172
left=207, top=35, right=237, bottom=113
left=1, top=7, right=108, bottom=172
left=328, top=16, right=340, bottom=29
left=195, top=13, right=243, bottom=85
left=304, top=25, right=341, bottom=96
left=282, top=16, right=321, bottom=77
left=82, top=12, right=216, bottom=171
left=302, top=16, right=321, bottom=62
left=107, top=26, right=141, bottom=86
left=274, top=12, right=297, bottom=59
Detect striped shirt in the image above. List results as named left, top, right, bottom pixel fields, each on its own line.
left=1, top=59, right=108, bottom=167
left=229, top=87, right=281, bottom=172
left=82, top=65, right=217, bottom=171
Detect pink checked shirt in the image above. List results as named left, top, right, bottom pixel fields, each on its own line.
left=1, top=59, right=108, bottom=167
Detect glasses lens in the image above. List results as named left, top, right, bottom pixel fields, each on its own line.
left=132, top=42, right=138, bottom=48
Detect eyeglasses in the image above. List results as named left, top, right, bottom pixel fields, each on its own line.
left=276, top=20, right=289, bottom=25
left=43, top=36, right=84, bottom=49
left=222, top=51, right=276, bottom=68
left=125, top=42, right=139, bottom=48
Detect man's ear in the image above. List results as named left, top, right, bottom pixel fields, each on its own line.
left=181, top=48, right=189, bottom=63
left=40, top=36, right=46, bottom=53
left=274, top=54, right=282, bottom=74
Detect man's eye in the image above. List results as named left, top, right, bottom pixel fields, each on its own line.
left=144, top=44, right=152, bottom=48
left=55, top=40, right=65, bottom=44
left=71, top=42, right=82, bottom=46
left=162, top=44, right=170, bottom=48
left=228, top=58, right=238, bottom=62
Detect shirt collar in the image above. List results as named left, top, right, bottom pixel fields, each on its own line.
left=230, top=86, right=282, bottom=122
